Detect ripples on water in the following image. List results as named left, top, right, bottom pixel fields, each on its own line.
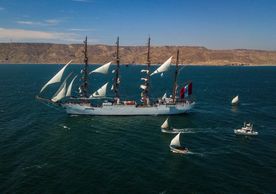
left=0, top=65, right=275, bottom=193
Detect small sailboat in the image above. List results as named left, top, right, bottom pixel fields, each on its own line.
left=161, top=117, right=179, bottom=133
left=231, top=95, right=239, bottom=105
left=169, top=133, right=189, bottom=154
left=234, top=122, right=258, bottom=136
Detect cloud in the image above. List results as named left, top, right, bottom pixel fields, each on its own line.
left=44, top=19, right=60, bottom=25
left=17, top=21, right=39, bottom=25
left=0, top=28, right=82, bottom=43
left=69, top=28, right=95, bottom=32
left=16, top=19, right=61, bottom=26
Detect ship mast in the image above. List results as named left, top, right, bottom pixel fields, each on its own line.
left=113, top=36, right=120, bottom=99
left=172, top=49, right=179, bottom=103
left=142, top=37, right=151, bottom=105
left=80, top=36, right=89, bottom=98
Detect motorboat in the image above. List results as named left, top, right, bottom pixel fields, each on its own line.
left=234, top=122, right=258, bottom=136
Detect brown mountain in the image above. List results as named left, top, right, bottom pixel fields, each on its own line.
left=1, top=43, right=276, bottom=65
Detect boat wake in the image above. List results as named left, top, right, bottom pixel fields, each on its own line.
left=163, top=127, right=221, bottom=134
left=69, top=114, right=79, bottom=117
left=59, top=124, right=71, bottom=130
left=22, top=163, right=48, bottom=170
left=162, top=128, right=195, bottom=134
left=186, top=151, right=204, bottom=156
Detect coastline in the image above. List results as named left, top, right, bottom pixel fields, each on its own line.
left=0, top=63, right=276, bottom=66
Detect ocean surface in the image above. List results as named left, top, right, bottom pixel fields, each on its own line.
left=0, top=64, right=275, bottom=194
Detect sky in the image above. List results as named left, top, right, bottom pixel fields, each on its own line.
left=0, top=0, right=276, bottom=50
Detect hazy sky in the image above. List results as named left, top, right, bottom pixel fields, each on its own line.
left=0, top=0, right=276, bottom=50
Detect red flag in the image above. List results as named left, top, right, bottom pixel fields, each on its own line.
left=180, top=87, right=185, bottom=99
left=180, top=82, right=192, bottom=99
left=188, top=82, right=192, bottom=95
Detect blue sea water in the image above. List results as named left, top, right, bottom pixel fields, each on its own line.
left=0, top=64, right=275, bottom=193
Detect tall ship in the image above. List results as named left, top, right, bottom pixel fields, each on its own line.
left=37, top=37, right=195, bottom=116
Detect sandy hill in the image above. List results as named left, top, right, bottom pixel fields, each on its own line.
left=1, top=43, right=276, bottom=65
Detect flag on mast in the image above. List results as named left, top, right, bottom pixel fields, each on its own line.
left=180, top=82, right=192, bottom=99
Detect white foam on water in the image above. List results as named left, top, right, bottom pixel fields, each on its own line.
left=22, top=163, right=48, bottom=170
left=59, top=124, right=71, bottom=130
left=187, top=151, right=204, bottom=156
left=69, top=114, right=78, bottom=117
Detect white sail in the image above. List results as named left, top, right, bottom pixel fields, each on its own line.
left=90, top=61, right=112, bottom=74
left=66, top=75, right=77, bottom=97
left=150, top=56, right=172, bottom=76
left=231, top=95, right=239, bottom=105
left=40, top=60, right=72, bottom=93
left=141, top=78, right=148, bottom=81
left=161, top=118, right=169, bottom=129
left=162, top=92, right=167, bottom=100
left=90, top=82, right=108, bottom=98
left=52, top=83, right=67, bottom=102
left=51, top=73, right=71, bottom=102
left=170, top=133, right=181, bottom=147
left=140, top=84, right=147, bottom=90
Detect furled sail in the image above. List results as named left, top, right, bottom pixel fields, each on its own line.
left=51, top=73, right=72, bottom=102
left=231, top=95, right=239, bottom=105
left=90, top=82, right=108, bottom=98
left=141, top=69, right=149, bottom=73
left=66, top=75, right=78, bottom=97
left=140, top=84, right=147, bottom=90
left=150, top=56, right=172, bottom=76
left=40, top=60, right=72, bottom=93
left=170, top=133, right=181, bottom=147
left=161, top=118, right=169, bottom=129
left=89, top=61, right=112, bottom=74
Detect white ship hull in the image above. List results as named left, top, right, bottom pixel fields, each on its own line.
left=62, top=101, right=195, bottom=116
left=234, top=129, right=258, bottom=136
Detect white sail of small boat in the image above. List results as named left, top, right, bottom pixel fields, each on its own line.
left=40, top=60, right=72, bottom=93
left=51, top=73, right=72, bottom=102
left=90, top=82, right=108, bottom=98
left=150, top=56, right=172, bottom=76
left=169, top=133, right=189, bottom=154
left=231, top=95, right=239, bottom=105
left=170, top=133, right=181, bottom=147
left=89, top=61, right=112, bottom=74
left=161, top=118, right=169, bottom=129
left=66, top=75, right=78, bottom=97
